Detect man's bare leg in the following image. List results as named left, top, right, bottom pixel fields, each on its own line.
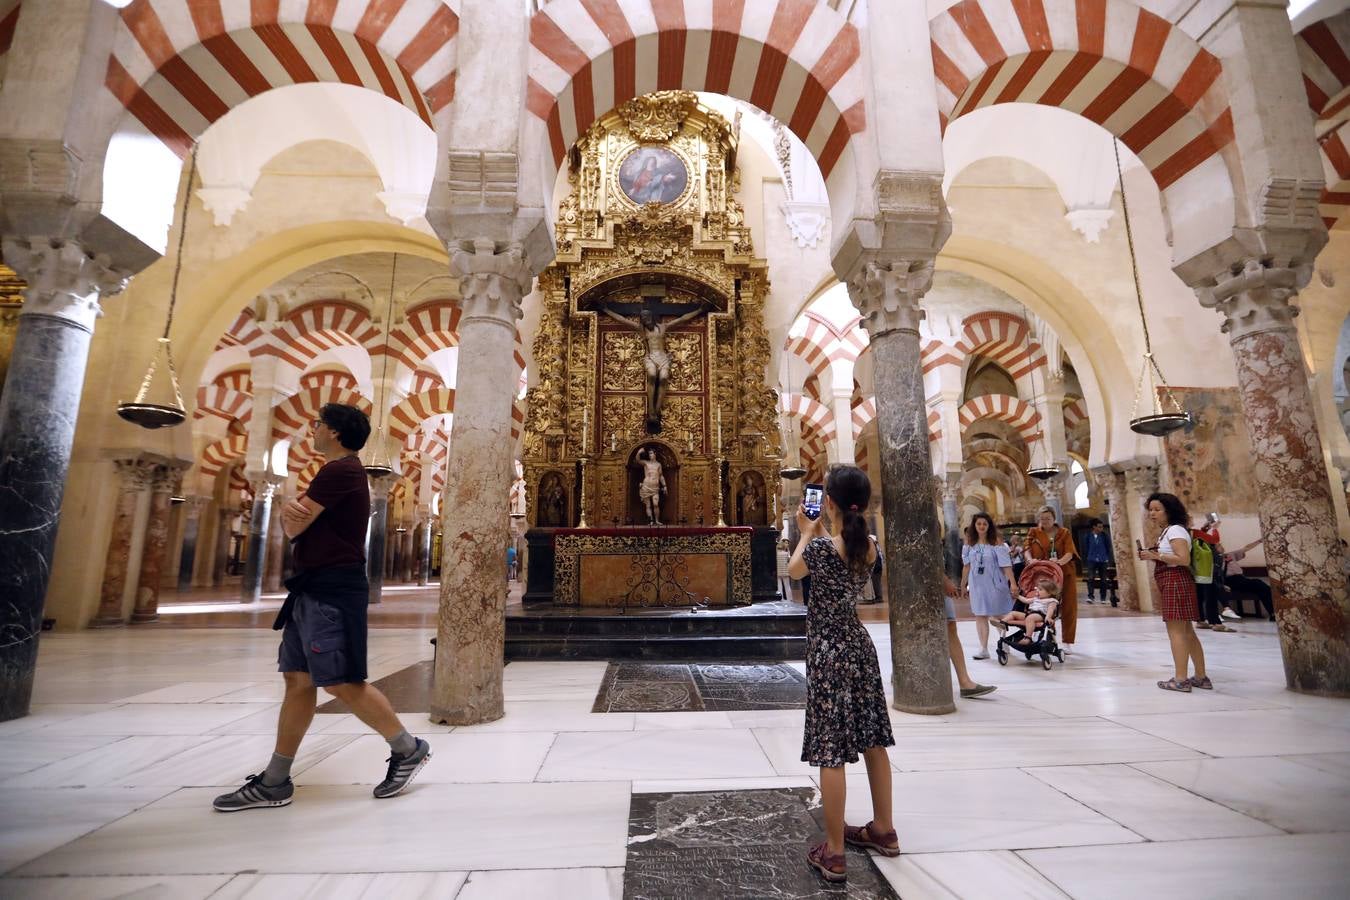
left=323, top=681, right=404, bottom=740
left=275, top=671, right=318, bottom=757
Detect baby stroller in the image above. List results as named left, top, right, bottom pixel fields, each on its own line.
left=996, top=560, right=1066, bottom=670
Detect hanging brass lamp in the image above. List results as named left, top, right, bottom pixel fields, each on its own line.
left=118, top=146, right=199, bottom=429
left=363, top=254, right=398, bottom=478
left=1113, top=139, right=1191, bottom=437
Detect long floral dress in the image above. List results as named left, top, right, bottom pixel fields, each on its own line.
left=800, top=536, right=895, bottom=768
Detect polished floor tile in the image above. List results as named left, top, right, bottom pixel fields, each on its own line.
left=873, top=850, right=1070, bottom=899
left=1108, top=708, right=1350, bottom=757
left=1020, top=833, right=1350, bottom=900
left=1134, top=756, right=1350, bottom=833
left=212, top=872, right=469, bottom=898
left=17, top=782, right=631, bottom=876
left=1024, top=763, right=1280, bottom=841
left=118, top=682, right=259, bottom=704
left=0, top=787, right=174, bottom=873
left=0, top=735, right=125, bottom=782
left=38, top=703, right=262, bottom=736
left=1286, top=751, right=1350, bottom=780
left=110, top=734, right=358, bottom=787
left=300, top=732, right=556, bottom=784
left=456, top=867, right=622, bottom=899
left=1008, top=685, right=1282, bottom=718
left=537, top=729, right=777, bottom=781
left=0, top=874, right=233, bottom=899
left=450, top=701, right=636, bottom=734
left=0, top=705, right=114, bottom=738
left=4, top=736, right=214, bottom=788
left=633, top=711, right=735, bottom=730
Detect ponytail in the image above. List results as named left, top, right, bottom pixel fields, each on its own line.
left=825, top=465, right=873, bottom=577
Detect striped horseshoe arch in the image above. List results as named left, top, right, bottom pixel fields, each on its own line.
left=955, top=311, right=1046, bottom=381
left=104, top=0, right=459, bottom=157
left=526, top=0, right=867, bottom=179
left=1295, top=12, right=1350, bottom=229
left=930, top=0, right=1232, bottom=193
left=958, top=394, right=1042, bottom=444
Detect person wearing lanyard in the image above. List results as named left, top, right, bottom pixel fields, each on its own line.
left=960, top=513, right=1017, bottom=660
left=1026, top=507, right=1079, bottom=654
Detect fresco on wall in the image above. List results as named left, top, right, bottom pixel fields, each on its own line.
left=1161, top=387, right=1260, bottom=516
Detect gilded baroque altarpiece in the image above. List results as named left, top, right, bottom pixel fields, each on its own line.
left=521, top=92, right=781, bottom=528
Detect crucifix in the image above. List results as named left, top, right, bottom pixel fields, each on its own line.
left=598, top=289, right=713, bottom=432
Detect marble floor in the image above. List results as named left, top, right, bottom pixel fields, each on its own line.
left=1, top=615, right=1347, bottom=898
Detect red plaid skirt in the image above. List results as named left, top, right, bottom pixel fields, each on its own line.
left=1154, top=564, right=1198, bottom=621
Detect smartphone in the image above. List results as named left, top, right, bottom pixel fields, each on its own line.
left=1135, top=539, right=1145, bottom=555
left=803, top=483, right=824, bottom=520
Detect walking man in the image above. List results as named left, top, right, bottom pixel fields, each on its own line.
left=214, top=403, right=430, bottom=811
left=1083, top=519, right=1114, bottom=606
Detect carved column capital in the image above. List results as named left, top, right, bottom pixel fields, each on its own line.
left=843, top=256, right=934, bottom=338
left=1120, top=461, right=1160, bottom=496
left=450, top=239, right=533, bottom=325
left=1, top=237, right=128, bottom=332
left=940, top=472, right=962, bottom=505
left=113, top=457, right=159, bottom=492
left=1089, top=466, right=1121, bottom=500
left=1194, top=259, right=1304, bottom=343
left=1037, top=474, right=1067, bottom=500
left=248, top=477, right=279, bottom=502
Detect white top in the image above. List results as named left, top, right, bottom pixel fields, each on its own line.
left=776, top=549, right=791, bottom=577
left=1157, top=524, right=1190, bottom=562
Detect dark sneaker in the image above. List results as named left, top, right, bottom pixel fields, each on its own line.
left=374, top=738, right=431, bottom=799
left=212, top=773, right=293, bottom=812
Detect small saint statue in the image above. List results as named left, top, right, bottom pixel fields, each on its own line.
left=635, top=446, right=666, bottom=525
left=600, top=299, right=711, bottom=431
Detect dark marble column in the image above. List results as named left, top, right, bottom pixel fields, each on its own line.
left=367, top=474, right=393, bottom=604
left=241, top=479, right=276, bottom=603
left=177, top=497, right=206, bottom=591
left=212, top=507, right=233, bottom=586
left=131, top=465, right=178, bottom=623
left=432, top=242, right=533, bottom=725
left=400, top=526, right=416, bottom=582
left=939, top=473, right=963, bottom=579
left=845, top=256, right=954, bottom=715
left=1207, top=262, right=1350, bottom=694
left=90, top=458, right=156, bottom=627
left=0, top=239, right=126, bottom=720
left=414, top=520, right=430, bottom=586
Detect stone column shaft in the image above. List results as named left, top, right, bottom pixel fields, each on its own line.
left=91, top=459, right=155, bottom=626
left=178, top=497, right=206, bottom=591
left=940, top=473, right=963, bottom=579
left=132, top=467, right=178, bottom=623
left=1209, top=263, right=1350, bottom=693
left=367, top=476, right=393, bottom=604
left=263, top=494, right=285, bottom=593
left=241, top=479, right=277, bottom=603
left=1036, top=473, right=1067, bottom=525
left=1092, top=467, right=1137, bottom=610
left=213, top=508, right=233, bottom=585
left=846, top=256, right=954, bottom=715
left=1123, top=462, right=1160, bottom=613
left=432, top=242, right=533, bottom=725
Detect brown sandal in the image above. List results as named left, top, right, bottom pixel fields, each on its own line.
left=844, top=821, right=900, bottom=857
left=807, top=841, right=847, bottom=882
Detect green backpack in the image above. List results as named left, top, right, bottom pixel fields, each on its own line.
left=1191, top=537, right=1215, bottom=585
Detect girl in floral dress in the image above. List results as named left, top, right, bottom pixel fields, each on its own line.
left=787, top=465, right=897, bottom=883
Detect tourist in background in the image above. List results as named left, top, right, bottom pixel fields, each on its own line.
left=1193, top=514, right=1236, bottom=632
left=788, top=465, right=897, bottom=882
left=506, top=543, right=518, bottom=581
left=776, top=539, right=794, bottom=602
left=1083, top=519, right=1113, bottom=605
left=1026, top=507, right=1079, bottom=654
left=1140, top=492, right=1209, bottom=692
left=960, top=513, right=1016, bottom=660
left=1224, top=544, right=1274, bottom=620
left=1009, top=536, right=1026, bottom=584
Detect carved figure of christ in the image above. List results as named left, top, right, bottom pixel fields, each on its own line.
left=600, top=300, right=709, bottom=429
left=636, top=448, right=667, bottom=525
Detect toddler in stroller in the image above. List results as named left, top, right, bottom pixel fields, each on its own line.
left=995, top=574, right=1065, bottom=669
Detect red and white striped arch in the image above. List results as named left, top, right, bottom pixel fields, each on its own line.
left=388, top=386, right=456, bottom=442
left=257, top=300, right=384, bottom=369
left=958, top=394, right=1041, bottom=444
left=930, top=0, right=1232, bottom=193
left=955, top=311, right=1046, bottom=380
left=782, top=392, right=836, bottom=445
left=297, top=457, right=325, bottom=494
left=195, top=383, right=253, bottom=423
left=1063, top=396, right=1089, bottom=431
left=104, top=0, right=458, bottom=158
left=386, top=299, right=528, bottom=380
left=215, top=308, right=266, bottom=352
left=921, top=339, right=963, bottom=374
left=287, top=434, right=321, bottom=475
left=200, top=433, right=248, bottom=479
left=783, top=310, right=867, bottom=378
left=848, top=398, right=942, bottom=446
left=526, top=0, right=867, bottom=179
left=271, top=378, right=372, bottom=442
left=1296, top=12, right=1350, bottom=229
left=410, top=368, right=445, bottom=394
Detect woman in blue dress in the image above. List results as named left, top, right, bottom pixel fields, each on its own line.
left=960, top=513, right=1017, bottom=660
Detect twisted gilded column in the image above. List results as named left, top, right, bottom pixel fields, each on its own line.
left=0, top=239, right=126, bottom=718
left=90, top=457, right=157, bottom=627
left=1091, top=467, right=1137, bottom=610
left=131, top=464, right=183, bottom=623
left=431, top=241, right=533, bottom=724
left=843, top=253, right=954, bottom=714
left=1203, top=261, right=1350, bottom=693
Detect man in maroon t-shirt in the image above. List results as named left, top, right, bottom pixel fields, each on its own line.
left=213, top=403, right=431, bottom=812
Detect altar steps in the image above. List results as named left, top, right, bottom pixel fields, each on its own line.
left=505, top=602, right=805, bottom=661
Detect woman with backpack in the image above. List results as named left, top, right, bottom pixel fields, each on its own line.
left=1139, top=492, right=1210, bottom=692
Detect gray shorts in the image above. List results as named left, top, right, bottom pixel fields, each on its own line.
left=278, top=593, right=357, bottom=687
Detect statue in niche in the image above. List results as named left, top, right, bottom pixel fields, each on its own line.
left=634, top=447, right=667, bottom=525
left=600, top=299, right=711, bottom=432
left=538, top=472, right=567, bottom=527
left=738, top=474, right=763, bottom=526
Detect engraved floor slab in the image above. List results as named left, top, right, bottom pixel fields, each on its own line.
left=624, top=787, right=897, bottom=900
left=591, top=662, right=807, bottom=713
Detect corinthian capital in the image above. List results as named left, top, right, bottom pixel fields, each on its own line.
left=844, top=256, right=933, bottom=338
left=450, top=239, right=533, bottom=324
left=1201, top=259, right=1301, bottom=343
left=2, top=236, right=129, bottom=331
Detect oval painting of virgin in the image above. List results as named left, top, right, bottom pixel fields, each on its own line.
left=618, top=147, right=688, bottom=206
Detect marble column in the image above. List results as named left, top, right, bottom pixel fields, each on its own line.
left=432, top=241, right=533, bottom=725
left=0, top=239, right=125, bottom=719
left=398, top=526, right=415, bottom=582
left=845, top=256, right=954, bottom=715
left=414, top=520, right=430, bottom=586
left=90, top=458, right=157, bottom=627
left=177, top=497, right=207, bottom=591
left=1206, top=262, right=1350, bottom=694
left=241, top=478, right=277, bottom=603
left=263, top=495, right=285, bottom=593
left=939, top=472, right=963, bottom=579
left=212, top=508, right=233, bottom=586
left=1091, top=467, right=1137, bottom=610
left=367, top=474, right=393, bottom=605
left=1122, top=461, right=1160, bottom=613
left=1036, top=474, right=1067, bottom=524
left=131, top=465, right=178, bottom=623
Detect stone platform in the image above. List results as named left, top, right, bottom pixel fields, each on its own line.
left=505, top=600, right=805, bottom=661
